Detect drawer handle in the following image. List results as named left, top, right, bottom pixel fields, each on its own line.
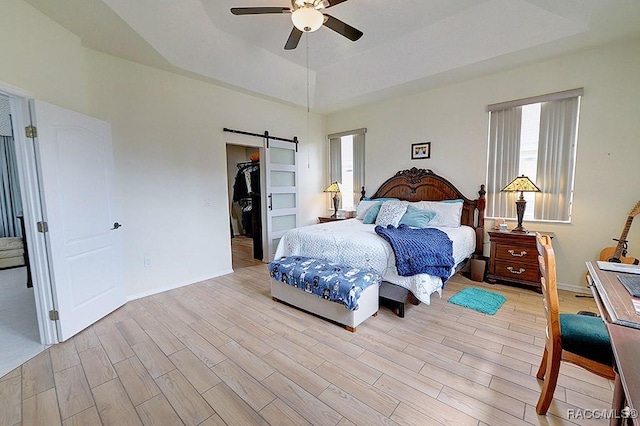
left=507, top=266, right=526, bottom=275
left=508, top=249, right=527, bottom=257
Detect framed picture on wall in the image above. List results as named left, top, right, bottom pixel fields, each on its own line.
left=411, top=142, right=431, bottom=159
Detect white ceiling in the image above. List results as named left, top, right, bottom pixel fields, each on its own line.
left=23, top=0, right=640, bottom=113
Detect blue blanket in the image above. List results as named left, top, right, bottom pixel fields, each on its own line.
left=269, top=256, right=381, bottom=311
left=375, top=224, right=454, bottom=283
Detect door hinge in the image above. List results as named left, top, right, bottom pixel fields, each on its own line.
left=37, top=221, right=48, bottom=233
left=49, top=310, right=59, bottom=321
left=25, top=125, right=37, bottom=138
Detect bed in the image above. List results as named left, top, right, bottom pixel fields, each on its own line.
left=274, top=167, right=486, bottom=316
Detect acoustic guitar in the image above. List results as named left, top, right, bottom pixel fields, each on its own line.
left=599, top=201, right=640, bottom=264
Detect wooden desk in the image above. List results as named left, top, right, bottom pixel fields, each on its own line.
left=586, top=262, right=640, bottom=424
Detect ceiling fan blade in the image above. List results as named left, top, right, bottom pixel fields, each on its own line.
left=231, top=7, right=291, bottom=15
left=284, top=27, right=303, bottom=50
left=323, top=0, right=349, bottom=8
left=323, top=14, right=363, bottom=41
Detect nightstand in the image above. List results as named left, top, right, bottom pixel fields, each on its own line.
left=487, top=230, right=554, bottom=292
left=317, top=216, right=346, bottom=223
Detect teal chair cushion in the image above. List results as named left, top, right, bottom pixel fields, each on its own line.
left=560, top=313, right=613, bottom=367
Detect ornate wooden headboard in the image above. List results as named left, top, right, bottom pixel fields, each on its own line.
left=366, top=168, right=486, bottom=254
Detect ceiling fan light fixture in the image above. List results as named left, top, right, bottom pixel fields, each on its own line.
left=291, top=7, right=323, bottom=32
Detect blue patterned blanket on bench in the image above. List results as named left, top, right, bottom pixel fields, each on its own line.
left=269, top=256, right=381, bottom=311
left=375, top=224, right=454, bottom=283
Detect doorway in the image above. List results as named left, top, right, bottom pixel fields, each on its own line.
left=0, top=94, right=44, bottom=378
left=226, top=143, right=264, bottom=269
left=0, top=86, right=126, bottom=377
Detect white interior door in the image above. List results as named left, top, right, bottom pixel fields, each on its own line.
left=30, top=100, right=125, bottom=341
left=264, top=139, right=299, bottom=260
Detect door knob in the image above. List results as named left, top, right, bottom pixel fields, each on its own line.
left=111, top=222, right=122, bottom=230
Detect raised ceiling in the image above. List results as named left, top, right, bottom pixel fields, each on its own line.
left=23, top=0, right=640, bottom=113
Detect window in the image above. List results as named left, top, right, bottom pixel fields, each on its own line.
left=328, top=128, right=366, bottom=211
left=486, top=89, right=582, bottom=222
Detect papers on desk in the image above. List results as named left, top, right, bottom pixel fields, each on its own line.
left=587, top=261, right=640, bottom=329
left=634, top=299, right=640, bottom=315
left=597, top=261, right=640, bottom=275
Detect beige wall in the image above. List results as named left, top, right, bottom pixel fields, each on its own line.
left=5, top=0, right=639, bottom=294
left=327, top=37, right=640, bottom=289
left=1, top=0, right=327, bottom=298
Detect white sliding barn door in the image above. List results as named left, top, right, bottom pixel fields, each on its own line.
left=264, top=139, right=299, bottom=261
left=30, top=100, right=125, bottom=341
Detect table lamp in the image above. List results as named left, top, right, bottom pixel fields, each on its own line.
left=501, top=175, right=540, bottom=233
left=324, top=182, right=342, bottom=218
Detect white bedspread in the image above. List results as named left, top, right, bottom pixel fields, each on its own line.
left=274, top=219, right=476, bottom=304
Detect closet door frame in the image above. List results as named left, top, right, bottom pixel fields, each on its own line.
left=225, top=141, right=266, bottom=263
left=0, top=82, right=57, bottom=345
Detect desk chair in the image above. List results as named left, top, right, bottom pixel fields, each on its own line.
left=535, top=233, right=621, bottom=415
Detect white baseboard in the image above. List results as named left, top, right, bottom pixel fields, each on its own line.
left=557, top=281, right=591, bottom=295
left=126, top=268, right=234, bottom=302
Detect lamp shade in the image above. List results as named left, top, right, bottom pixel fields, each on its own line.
left=323, top=182, right=341, bottom=193
left=501, top=175, right=539, bottom=233
left=291, top=7, right=324, bottom=32
left=501, top=175, right=540, bottom=193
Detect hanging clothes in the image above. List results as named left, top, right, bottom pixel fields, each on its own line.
left=232, top=162, right=259, bottom=202
left=232, top=161, right=261, bottom=256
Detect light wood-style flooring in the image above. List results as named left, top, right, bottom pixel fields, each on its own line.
left=231, top=235, right=263, bottom=270
left=0, top=263, right=613, bottom=425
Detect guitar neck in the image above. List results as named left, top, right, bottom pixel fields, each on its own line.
left=613, top=216, right=634, bottom=259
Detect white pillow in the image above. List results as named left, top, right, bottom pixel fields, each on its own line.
left=356, top=200, right=381, bottom=220
left=375, top=200, right=409, bottom=227
left=415, top=200, right=463, bottom=227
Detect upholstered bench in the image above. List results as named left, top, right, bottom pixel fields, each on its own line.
left=0, top=237, right=25, bottom=269
left=268, top=256, right=381, bottom=332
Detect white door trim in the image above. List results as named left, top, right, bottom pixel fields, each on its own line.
left=1, top=85, right=58, bottom=345
left=224, top=141, right=266, bottom=264
left=0, top=81, right=32, bottom=98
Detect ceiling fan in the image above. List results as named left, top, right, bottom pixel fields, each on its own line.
left=231, top=0, right=363, bottom=50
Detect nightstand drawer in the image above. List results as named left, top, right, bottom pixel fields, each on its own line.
left=494, top=243, right=537, bottom=264
left=487, top=230, right=553, bottom=292
left=493, top=260, right=540, bottom=282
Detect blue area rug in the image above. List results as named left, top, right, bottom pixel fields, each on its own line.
left=448, top=287, right=506, bottom=315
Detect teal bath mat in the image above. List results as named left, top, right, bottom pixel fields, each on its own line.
left=448, top=287, right=506, bottom=315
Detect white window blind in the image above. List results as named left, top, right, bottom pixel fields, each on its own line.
left=486, top=89, right=582, bottom=222
left=328, top=128, right=366, bottom=210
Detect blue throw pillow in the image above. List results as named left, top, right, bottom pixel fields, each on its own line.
left=399, top=205, right=436, bottom=228
left=363, top=202, right=383, bottom=224
left=441, top=199, right=464, bottom=204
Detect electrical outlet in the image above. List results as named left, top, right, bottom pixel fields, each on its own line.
left=144, top=256, right=151, bottom=267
